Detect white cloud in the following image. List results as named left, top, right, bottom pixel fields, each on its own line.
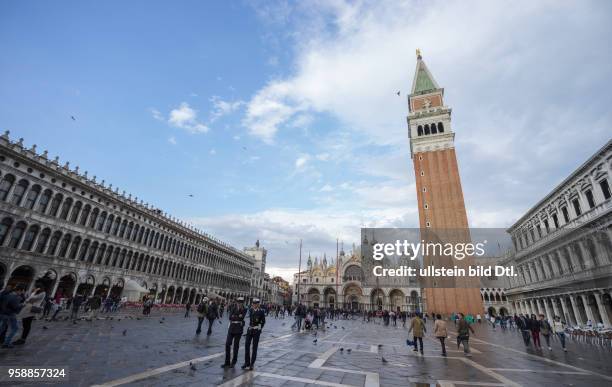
left=168, top=102, right=209, bottom=134
left=209, top=148, right=216, bottom=155
left=295, top=154, right=310, bottom=170
left=209, top=96, right=244, bottom=122
left=320, top=184, right=333, bottom=192
left=150, top=108, right=164, bottom=121
left=168, top=136, right=177, bottom=145
left=233, top=135, right=241, bottom=141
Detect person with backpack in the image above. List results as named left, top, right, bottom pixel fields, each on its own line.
left=552, top=316, right=568, bottom=352
left=195, top=297, right=208, bottom=335
left=456, top=312, right=475, bottom=356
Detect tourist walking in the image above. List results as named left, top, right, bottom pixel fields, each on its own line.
left=13, top=285, right=46, bottom=345
left=539, top=314, right=552, bottom=351
left=552, top=316, right=568, bottom=352
left=242, top=298, right=266, bottom=371
left=70, top=294, right=84, bottom=322
left=408, top=313, right=426, bottom=355
left=195, top=297, right=208, bottom=335
left=87, top=294, right=102, bottom=320
left=433, top=313, right=448, bottom=356
left=206, top=299, right=218, bottom=336
left=456, top=313, right=475, bottom=356
left=185, top=302, right=191, bottom=318
left=530, top=314, right=541, bottom=350
left=516, top=314, right=531, bottom=346
left=0, top=283, right=26, bottom=348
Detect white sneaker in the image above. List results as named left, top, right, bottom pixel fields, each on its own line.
left=548, top=347, right=552, bottom=351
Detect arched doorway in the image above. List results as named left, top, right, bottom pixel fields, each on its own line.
left=76, top=275, right=95, bottom=296
left=36, top=270, right=57, bottom=294
left=55, top=273, right=77, bottom=298
left=389, top=289, right=405, bottom=312
left=408, top=290, right=420, bottom=313
left=499, top=307, right=508, bottom=317
left=189, top=289, right=196, bottom=304
left=343, top=284, right=363, bottom=311
left=488, top=306, right=497, bottom=316
left=323, top=287, right=336, bottom=309
left=94, top=277, right=111, bottom=297
left=165, top=286, right=175, bottom=303
left=110, top=278, right=124, bottom=298
left=7, top=265, right=35, bottom=289
left=307, top=288, right=320, bottom=308
left=371, top=289, right=385, bottom=311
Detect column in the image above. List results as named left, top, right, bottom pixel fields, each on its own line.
left=559, top=296, right=572, bottom=325
left=593, top=292, right=611, bottom=328
left=577, top=240, right=593, bottom=268
left=581, top=294, right=596, bottom=324
left=50, top=279, right=61, bottom=298
left=551, top=296, right=561, bottom=319
left=569, top=295, right=584, bottom=326
left=542, top=298, right=553, bottom=322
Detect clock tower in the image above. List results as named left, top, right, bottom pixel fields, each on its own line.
left=408, top=50, right=482, bottom=316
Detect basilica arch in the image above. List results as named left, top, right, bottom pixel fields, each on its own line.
left=343, top=283, right=363, bottom=311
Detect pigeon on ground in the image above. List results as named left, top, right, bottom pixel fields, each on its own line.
left=341, top=327, right=345, bottom=330
left=382, top=357, right=388, bottom=364
left=313, top=339, right=318, bottom=344
left=340, top=348, right=344, bottom=352
left=42, top=326, right=48, bottom=330
left=162, top=317, right=165, bottom=320
left=347, top=349, right=352, bottom=353
left=159, top=320, right=164, bottom=324
left=378, top=344, right=383, bottom=348
left=122, top=329, right=127, bottom=336
left=189, top=362, right=196, bottom=371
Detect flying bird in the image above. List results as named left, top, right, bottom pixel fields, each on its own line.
left=242, top=146, right=247, bottom=151
left=382, top=357, right=388, bottom=364
left=71, top=115, right=76, bottom=121
left=396, top=91, right=400, bottom=96
left=188, top=194, right=194, bottom=197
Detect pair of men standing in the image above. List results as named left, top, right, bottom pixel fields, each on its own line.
left=195, top=297, right=219, bottom=336
left=221, top=297, right=266, bottom=371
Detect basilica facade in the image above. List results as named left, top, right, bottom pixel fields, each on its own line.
left=293, top=247, right=422, bottom=312
left=0, top=132, right=254, bottom=304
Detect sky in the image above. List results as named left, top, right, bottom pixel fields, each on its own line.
left=1, top=0, right=611, bottom=282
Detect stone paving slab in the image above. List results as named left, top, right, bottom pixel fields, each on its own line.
left=0, top=315, right=611, bottom=386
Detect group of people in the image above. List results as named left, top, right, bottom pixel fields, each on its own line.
left=515, top=313, right=568, bottom=351
left=408, top=312, right=475, bottom=357
left=0, top=280, right=45, bottom=348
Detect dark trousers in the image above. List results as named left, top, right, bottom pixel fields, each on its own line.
left=224, top=331, right=242, bottom=365
left=413, top=336, right=423, bottom=352
left=207, top=318, right=215, bottom=335
left=21, top=317, right=34, bottom=341
left=521, top=330, right=531, bottom=346
left=531, top=331, right=541, bottom=347
left=244, top=329, right=261, bottom=366
left=196, top=317, right=204, bottom=334
left=438, top=337, right=446, bottom=354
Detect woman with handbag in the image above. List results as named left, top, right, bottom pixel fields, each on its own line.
left=433, top=313, right=448, bottom=356
left=13, top=285, right=46, bottom=345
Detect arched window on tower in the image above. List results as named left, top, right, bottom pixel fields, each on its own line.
left=438, top=122, right=444, bottom=133
left=417, top=125, right=423, bottom=136
left=431, top=123, right=437, bottom=134
left=0, top=174, right=15, bottom=201
left=424, top=124, right=430, bottom=135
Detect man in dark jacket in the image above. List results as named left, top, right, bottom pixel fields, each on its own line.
left=221, top=297, right=246, bottom=368
left=206, top=299, right=219, bottom=336
left=242, top=298, right=266, bottom=370
left=0, top=283, right=26, bottom=348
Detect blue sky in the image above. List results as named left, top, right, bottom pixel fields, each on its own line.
left=1, top=1, right=611, bottom=281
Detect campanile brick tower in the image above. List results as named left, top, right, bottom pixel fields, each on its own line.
left=407, top=50, right=482, bottom=316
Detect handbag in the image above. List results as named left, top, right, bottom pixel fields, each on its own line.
left=30, top=305, right=43, bottom=314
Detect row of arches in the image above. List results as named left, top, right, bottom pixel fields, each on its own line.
left=416, top=122, right=444, bottom=137
left=0, top=216, right=250, bottom=292
left=302, top=285, right=421, bottom=312
left=0, top=170, right=252, bottom=279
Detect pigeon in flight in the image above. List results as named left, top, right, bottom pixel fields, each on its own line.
left=396, top=91, right=400, bottom=96
left=188, top=194, right=194, bottom=197
left=381, top=357, right=388, bottom=364
left=71, top=115, right=76, bottom=121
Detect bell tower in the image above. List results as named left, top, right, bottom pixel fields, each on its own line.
left=408, top=49, right=482, bottom=316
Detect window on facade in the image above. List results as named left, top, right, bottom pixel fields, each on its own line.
left=70, top=201, right=82, bottom=223
left=68, top=237, right=82, bottom=259
left=8, top=221, right=27, bottom=248
left=0, top=175, right=15, bottom=200
left=431, top=123, right=437, bottom=134
left=600, top=179, right=611, bottom=200
left=35, top=228, right=51, bottom=253
left=552, top=213, right=559, bottom=228
left=57, top=235, right=71, bottom=257
left=561, top=207, right=569, bottom=223
left=0, top=217, right=14, bottom=245
left=424, top=124, right=430, bottom=135
left=21, top=225, right=39, bottom=251
left=37, top=189, right=52, bottom=213
left=58, top=197, right=72, bottom=219
left=543, top=219, right=549, bottom=232
left=417, top=125, right=423, bottom=136
left=46, top=231, right=61, bottom=255
left=438, top=122, right=444, bottom=133
left=24, top=185, right=40, bottom=209
left=88, top=209, right=99, bottom=228
left=79, top=205, right=91, bottom=226
left=584, top=189, right=595, bottom=209
left=11, top=179, right=29, bottom=205
left=572, top=198, right=581, bottom=216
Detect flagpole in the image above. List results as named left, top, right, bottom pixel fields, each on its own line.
left=296, top=239, right=302, bottom=305
left=336, top=238, right=339, bottom=309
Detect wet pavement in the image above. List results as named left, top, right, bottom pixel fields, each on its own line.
left=0, top=313, right=611, bottom=386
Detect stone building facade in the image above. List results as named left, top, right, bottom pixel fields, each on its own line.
left=293, top=248, right=422, bottom=312
left=501, top=140, right=612, bottom=327
left=0, top=132, right=253, bottom=304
